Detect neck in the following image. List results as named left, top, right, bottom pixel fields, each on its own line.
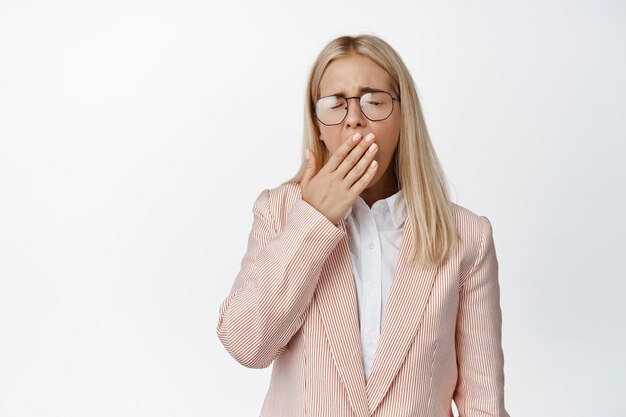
left=359, top=166, right=399, bottom=208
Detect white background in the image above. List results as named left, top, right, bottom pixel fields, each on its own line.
left=1, top=0, right=624, bottom=416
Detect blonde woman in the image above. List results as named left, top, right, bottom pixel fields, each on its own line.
left=217, top=34, right=511, bottom=417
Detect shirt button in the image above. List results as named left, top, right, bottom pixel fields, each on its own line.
left=368, top=288, right=375, bottom=297
left=368, top=242, right=374, bottom=250
left=366, top=339, right=373, bottom=346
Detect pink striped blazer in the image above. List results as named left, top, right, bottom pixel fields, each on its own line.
left=216, top=182, right=510, bottom=417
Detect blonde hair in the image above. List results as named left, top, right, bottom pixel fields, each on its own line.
left=282, top=34, right=458, bottom=266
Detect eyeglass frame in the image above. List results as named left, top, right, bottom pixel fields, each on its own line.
left=313, top=90, right=401, bottom=126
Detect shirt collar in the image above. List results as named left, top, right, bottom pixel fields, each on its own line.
left=342, top=188, right=407, bottom=229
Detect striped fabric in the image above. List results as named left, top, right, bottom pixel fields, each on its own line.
left=342, top=188, right=406, bottom=382
left=216, top=182, right=511, bottom=417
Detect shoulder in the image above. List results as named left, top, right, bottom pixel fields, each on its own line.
left=258, top=181, right=302, bottom=213
left=450, top=201, right=491, bottom=236
left=249, top=182, right=303, bottom=224
left=266, top=181, right=302, bottom=201
left=450, top=202, right=495, bottom=278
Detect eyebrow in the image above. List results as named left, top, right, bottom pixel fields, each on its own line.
left=325, top=86, right=387, bottom=97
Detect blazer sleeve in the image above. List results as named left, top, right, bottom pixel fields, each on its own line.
left=453, top=216, right=511, bottom=417
left=216, top=189, right=346, bottom=369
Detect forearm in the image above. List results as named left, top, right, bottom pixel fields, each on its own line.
left=217, top=196, right=345, bottom=368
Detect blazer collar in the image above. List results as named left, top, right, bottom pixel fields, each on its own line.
left=314, top=213, right=440, bottom=417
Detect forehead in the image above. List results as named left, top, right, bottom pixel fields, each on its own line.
left=319, top=54, right=393, bottom=96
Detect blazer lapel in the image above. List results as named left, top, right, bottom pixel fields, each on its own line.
left=314, top=217, right=369, bottom=417
left=365, top=214, right=440, bottom=415
left=314, top=212, right=439, bottom=417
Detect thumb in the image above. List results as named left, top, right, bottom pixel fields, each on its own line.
left=303, top=148, right=317, bottom=184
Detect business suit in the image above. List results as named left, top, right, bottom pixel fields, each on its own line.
left=216, top=182, right=510, bottom=417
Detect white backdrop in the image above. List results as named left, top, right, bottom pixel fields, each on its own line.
left=1, top=0, right=624, bottom=416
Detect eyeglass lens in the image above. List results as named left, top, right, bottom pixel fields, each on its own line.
left=314, top=91, right=394, bottom=125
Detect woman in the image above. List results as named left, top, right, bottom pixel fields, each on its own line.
left=217, top=34, right=511, bottom=417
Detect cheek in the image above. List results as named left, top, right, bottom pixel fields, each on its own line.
left=328, top=142, right=342, bottom=156
left=376, top=123, right=400, bottom=150
left=389, top=117, right=402, bottom=145
left=374, top=133, right=399, bottom=163
left=319, top=127, right=342, bottom=153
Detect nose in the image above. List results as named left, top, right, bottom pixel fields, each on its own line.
left=344, top=97, right=367, bottom=128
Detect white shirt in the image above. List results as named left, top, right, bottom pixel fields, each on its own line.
left=342, top=188, right=407, bottom=381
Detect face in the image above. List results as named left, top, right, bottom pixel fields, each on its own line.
left=316, top=53, right=401, bottom=186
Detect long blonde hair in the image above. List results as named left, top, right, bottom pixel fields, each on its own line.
left=282, top=34, right=458, bottom=266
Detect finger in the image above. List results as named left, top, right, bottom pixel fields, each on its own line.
left=334, top=133, right=375, bottom=179
left=343, top=141, right=378, bottom=187
left=351, top=158, right=378, bottom=193
left=321, top=132, right=363, bottom=174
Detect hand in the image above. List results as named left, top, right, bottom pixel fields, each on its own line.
left=301, top=132, right=379, bottom=226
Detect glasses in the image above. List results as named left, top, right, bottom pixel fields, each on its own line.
left=313, top=90, right=400, bottom=126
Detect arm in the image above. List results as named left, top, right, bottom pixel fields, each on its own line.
left=453, top=216, right=511, bottom=417
left=216, top=189, right=345, bottom=368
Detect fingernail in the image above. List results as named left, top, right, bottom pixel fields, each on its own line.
left=352, top=133, right=362, bottom=141
left=365, top=133, right=375, bottom=142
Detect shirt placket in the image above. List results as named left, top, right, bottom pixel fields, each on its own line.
left=360, top=208, right=382, bottom=378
